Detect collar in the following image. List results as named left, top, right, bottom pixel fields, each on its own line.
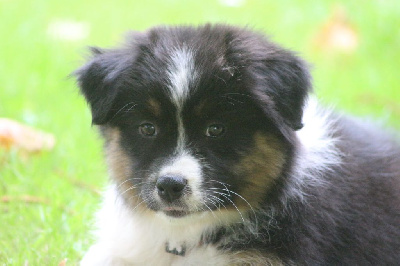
left=165, top=241, right=186, bottom=256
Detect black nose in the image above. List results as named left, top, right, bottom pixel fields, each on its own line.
left=156, top=176, right=187, bottom=202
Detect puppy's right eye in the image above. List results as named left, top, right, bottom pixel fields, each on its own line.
left=206, top=124, right=225, bottom=138
left=139, top=123, right=157, bottom=137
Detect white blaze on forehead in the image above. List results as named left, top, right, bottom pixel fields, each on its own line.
left=167, top=47, right=198, bottom=153
left=167, top=47, right=197, bottom=108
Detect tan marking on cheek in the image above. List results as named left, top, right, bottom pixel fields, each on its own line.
left=234, top=132, right=287, bottom=208
left=229, top=250, right=284, bottom=266
left=102, top=126, right=148, bottom=212
left=148, top=98, right=161, bottom=117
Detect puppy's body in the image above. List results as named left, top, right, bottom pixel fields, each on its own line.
left=76, top=24, right=400, bottom=265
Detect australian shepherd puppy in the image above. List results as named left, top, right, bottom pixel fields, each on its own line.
left=75, top=24, right=400, bottom=265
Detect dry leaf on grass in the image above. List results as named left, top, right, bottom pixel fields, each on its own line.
left=0, top=118, right=55, bottom=152
left=313, top=5, right=359, bottom=53
left=1, top=195, right=50, bottom=204
left=59, top=258, right=68, bottom=266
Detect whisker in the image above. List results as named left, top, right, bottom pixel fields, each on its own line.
left=210, top=190, right=230, bottom=198
left=221, top=92, right=255, bottom=100
left=116, top=177, right=141, bottom=189
left=213, top=74, right=227, bottom=85
left=109, top=102, right=138, bottom=122
left=212, top=180, right=232, bottom=196
left=204, top=196, right=225, bottom=217
left=202, top=199, right=217, bottom=219
left=115, top=170, right=152, bottom=189
left=212, top=191, right=245, bottom=223
left=131, top=199, right=146, bottom=212
left=220, top=95, right=244, bottom=105
left=208, top=180, right=256, bottom=219
left=208, top=194, right=227, bottom=210
left=221, top=188, right=256, bottom=214
left=205, top=197, right=218, bottom=208
left=120, top=185, right=137, bottom=197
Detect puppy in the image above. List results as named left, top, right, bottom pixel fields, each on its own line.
left=75, top=24, right=400, bottom=265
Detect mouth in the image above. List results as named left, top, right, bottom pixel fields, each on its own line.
left=163, top=207, right=188, bottom=218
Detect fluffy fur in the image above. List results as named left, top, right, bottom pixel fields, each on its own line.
left=75, top=24, right=400, bottom=265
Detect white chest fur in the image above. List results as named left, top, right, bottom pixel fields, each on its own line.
left=80, top=186, right=235, bottom=266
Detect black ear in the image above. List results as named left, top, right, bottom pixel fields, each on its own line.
left=74, top=49, right=132, bottom=125
left=265, top=53, right=311, bottom=130
left=252, top=49, right=311, bottom=137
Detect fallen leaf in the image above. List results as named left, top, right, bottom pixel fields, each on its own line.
left=0, top=118, right=55, bottom=153
left=59, top=258, right=68, bottom=266
left=1, top=195, right=50, bottom=204
left=313, top=5, right=359, bottom=53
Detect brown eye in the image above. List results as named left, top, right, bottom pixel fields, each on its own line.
left=139, top=123, right=157, bottom=137
left=206, top=124, right=225, bottom=138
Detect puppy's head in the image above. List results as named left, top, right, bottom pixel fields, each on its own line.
left=75, top=24, right=310, bottom=219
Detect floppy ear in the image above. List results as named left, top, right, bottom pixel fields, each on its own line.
left=74, top=48, right=132, bottom=125
left=252, top=50, right=311, bottom=137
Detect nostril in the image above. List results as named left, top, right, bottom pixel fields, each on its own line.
left=172, top=186, right=183, bottom=193
left=156, top=176, right=187, bottom=202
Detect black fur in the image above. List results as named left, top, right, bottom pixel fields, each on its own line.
left=76, top=24, right=400, bottom=265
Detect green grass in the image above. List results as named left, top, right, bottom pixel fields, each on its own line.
left=1, top=0, right=399, bottom=264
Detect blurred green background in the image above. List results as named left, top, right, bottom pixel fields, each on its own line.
left=1, top=0, right=399, bottom=264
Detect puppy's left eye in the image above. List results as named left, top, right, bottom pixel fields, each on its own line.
left=139, top=123, right=157, bottom=137
left=206, top=124, right=225, bottom=138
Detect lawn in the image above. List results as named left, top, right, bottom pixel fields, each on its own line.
left=1, top=0, right=399, bottom=264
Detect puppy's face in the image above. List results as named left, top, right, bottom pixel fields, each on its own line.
left=76, top=25, right=310, bottom=219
